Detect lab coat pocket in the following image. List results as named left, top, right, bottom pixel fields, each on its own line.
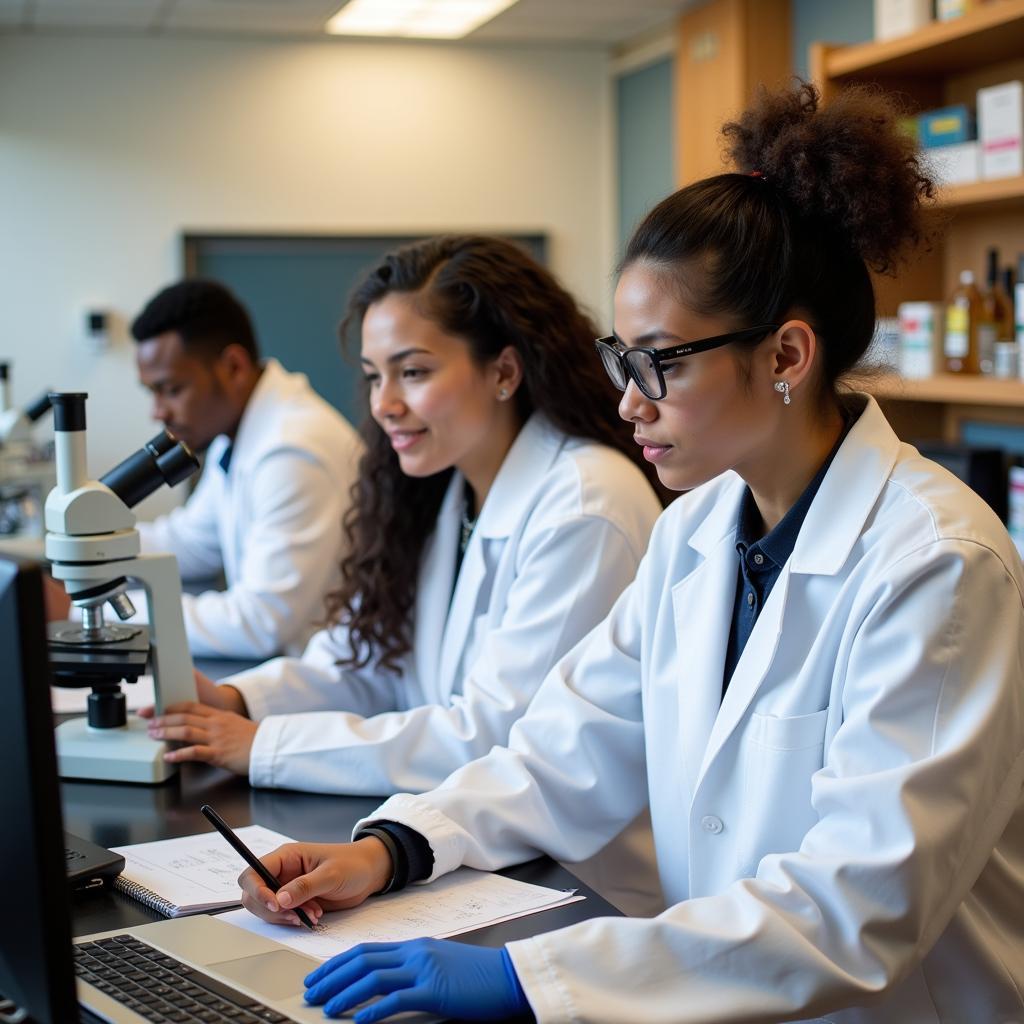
left=734, top=709, right=829, bottom=877
left=751, top=707, right=829, bottom=751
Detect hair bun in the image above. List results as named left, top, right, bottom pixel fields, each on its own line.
left=721, top=79, right=936, bottom=275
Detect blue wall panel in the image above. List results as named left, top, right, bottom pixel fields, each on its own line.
left=615, top=2, right=875, bottom=264
left=617, top=57, right=675, bottom=257
left=792, top=0, right=873, bottom=79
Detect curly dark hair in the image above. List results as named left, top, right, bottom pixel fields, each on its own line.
left=326, top=234, right=653, bottom=674
left=622, top=79, right=936, bottom=395
left=130, top=279, right=260, bottom=362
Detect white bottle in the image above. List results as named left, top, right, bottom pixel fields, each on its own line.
left=899, top=301, right=943, bottom=379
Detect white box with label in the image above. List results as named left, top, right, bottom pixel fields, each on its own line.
left=979, top=81, right=1023, bottom=179
left=922, top=142, right=980, bottom=186
left=874, top=0, right=932, bottom=40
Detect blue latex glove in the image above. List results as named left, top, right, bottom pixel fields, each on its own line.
left=303, top=937, right=531, bottom=1022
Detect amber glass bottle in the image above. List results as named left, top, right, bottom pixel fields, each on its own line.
left=980, top=248, right=1014, bottom=375
left=944, top=270, right=982, bottom=374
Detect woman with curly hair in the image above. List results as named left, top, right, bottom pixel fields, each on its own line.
left=240, top=82, right=1024, bottom=1022
left=144, top=233, right=664, bottom=913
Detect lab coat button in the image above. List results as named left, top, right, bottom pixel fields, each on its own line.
left=701, top=815, right=724, bottom=834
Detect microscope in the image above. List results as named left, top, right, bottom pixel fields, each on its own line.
left=0, top=362, right=55, bottom=538
left=46, top=392, right=200, bottom=784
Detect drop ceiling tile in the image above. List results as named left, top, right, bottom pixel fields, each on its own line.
left=9, top=0, right=691, bottom=43
left=162, top=0, right=343, bottom=34
left=32, top=0, right=163, bottom=29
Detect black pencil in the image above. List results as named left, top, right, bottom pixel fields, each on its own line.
left=200, top=803, right=315, bottom=930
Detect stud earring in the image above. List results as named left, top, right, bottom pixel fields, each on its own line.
left=774, top=380, right=791, bottom=405
left=498, top=388, right=509, bottom=400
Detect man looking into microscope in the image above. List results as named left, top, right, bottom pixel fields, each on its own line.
left=123, top=278, right=360, bottom=659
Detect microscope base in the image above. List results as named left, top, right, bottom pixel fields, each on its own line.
left=56, top=715, right=179, bottom=784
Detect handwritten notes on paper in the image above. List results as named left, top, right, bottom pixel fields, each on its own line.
left=218, top=868, right=584, bottom=960
left=111, top=825, right=296, bottom=913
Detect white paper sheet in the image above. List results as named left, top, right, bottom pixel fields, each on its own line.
left=217, top=867, right=584, bottom=960
left=51, top=675, right=155, bottom=713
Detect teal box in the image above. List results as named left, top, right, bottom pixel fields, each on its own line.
left=917, top=105, right=976, bottom=148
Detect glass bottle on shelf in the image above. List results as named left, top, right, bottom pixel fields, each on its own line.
left=944, top=269, right=982, bottom=374
left=980, top=248, right=1013, bottom=376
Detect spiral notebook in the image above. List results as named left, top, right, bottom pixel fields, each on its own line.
left=110, top=824, right=297, bottom=917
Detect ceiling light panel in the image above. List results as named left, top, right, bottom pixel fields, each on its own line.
left=326, top=0, right=520, bottom=39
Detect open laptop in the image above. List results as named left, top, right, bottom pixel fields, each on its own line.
left=0, top=555, right=346, bottom=1023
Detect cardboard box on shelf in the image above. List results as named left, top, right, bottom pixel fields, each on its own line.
left=936, top=0, right=976, bottom=20
left=923, top=141, right=980, bottom=186
left=979, top=81, right=1023, bottom=180
left=874, top=0, right=931, bottom=40
left=917, top=104, right=975, bottom=148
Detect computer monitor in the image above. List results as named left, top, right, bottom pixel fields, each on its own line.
left=0, top=555, right=79, bottom=1022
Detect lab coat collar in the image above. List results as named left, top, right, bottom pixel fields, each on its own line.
left=688, top=476, right=746, bottom=559
left=414, top=474, right=462, bottom=691
left=671, top=529, right=741, bottom=799
left=473, top=413, right=565, bottom=540
left=789, top=394, right=899, bottom=576
left=433, top=414, right=564, bottom=701
left=228, top=358, right=293, bottom=465
left=678, top=395, right=901, bottom=787
left=687, top=394, right=898, bottom=577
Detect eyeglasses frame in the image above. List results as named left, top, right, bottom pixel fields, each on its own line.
left=594, top=323, right=780, bottom=400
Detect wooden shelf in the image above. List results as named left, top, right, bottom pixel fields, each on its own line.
left=937, top=175, right=1024, bottom=212
left=813, top=4, right=1024, bottom=443
left=825, top=0, right=1024, bottom=81
left=867, top=373, right=1024, bottom=406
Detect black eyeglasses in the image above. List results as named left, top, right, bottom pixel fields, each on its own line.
left=594, top=324, right=779, bottom=401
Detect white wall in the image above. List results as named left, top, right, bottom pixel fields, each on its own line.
left=0, top=33, right=615, bottom=515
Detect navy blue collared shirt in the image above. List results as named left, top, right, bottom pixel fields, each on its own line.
left=722, top=421, right=851, bottom=697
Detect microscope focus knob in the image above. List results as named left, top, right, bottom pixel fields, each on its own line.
left=108, top=591, right=136, bottom=621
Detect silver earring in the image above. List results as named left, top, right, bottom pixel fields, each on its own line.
left=498, top=388, right=509, bottom=400
left=774, top=380, right=791, bottom=405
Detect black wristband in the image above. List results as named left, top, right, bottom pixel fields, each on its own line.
left=378, top=822, right=434, bottom=884
left=354, top=827, right=406, bottom=894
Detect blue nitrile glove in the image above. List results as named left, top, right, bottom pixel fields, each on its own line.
left=303, top=937, right=531, bottom=1023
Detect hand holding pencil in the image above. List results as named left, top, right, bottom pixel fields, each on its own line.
left=203, top=805, right=395, bottom=929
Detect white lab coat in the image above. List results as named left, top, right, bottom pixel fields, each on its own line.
left=363, top=396, right=1024, bottom=1023
left=229, top=413, right=665, bottom=915
left=137, top=359, right=361, bottom=659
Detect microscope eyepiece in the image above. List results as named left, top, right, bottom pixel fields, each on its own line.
left=144, top=432, right=177, bottom=458
left=155, top=442, right=199, bottom=489
left=49, top=392, right=88, bottom=432
left=25, top=391, right=53, bottom=423
left=100, top=431, right=200, bottom=509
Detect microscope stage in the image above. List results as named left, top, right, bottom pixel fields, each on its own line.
left=48, top=620, right=150, bottom=685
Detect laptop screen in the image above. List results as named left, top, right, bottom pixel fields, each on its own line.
left=0, top=556, right=80, bottom=1022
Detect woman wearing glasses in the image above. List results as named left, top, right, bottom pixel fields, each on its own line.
left=143, top=234, right=664, bottom=914
left=239, top=83, right=1024, bottom=1023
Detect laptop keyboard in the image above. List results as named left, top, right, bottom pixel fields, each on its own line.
left=75, top=935, right=296, bottom=1023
